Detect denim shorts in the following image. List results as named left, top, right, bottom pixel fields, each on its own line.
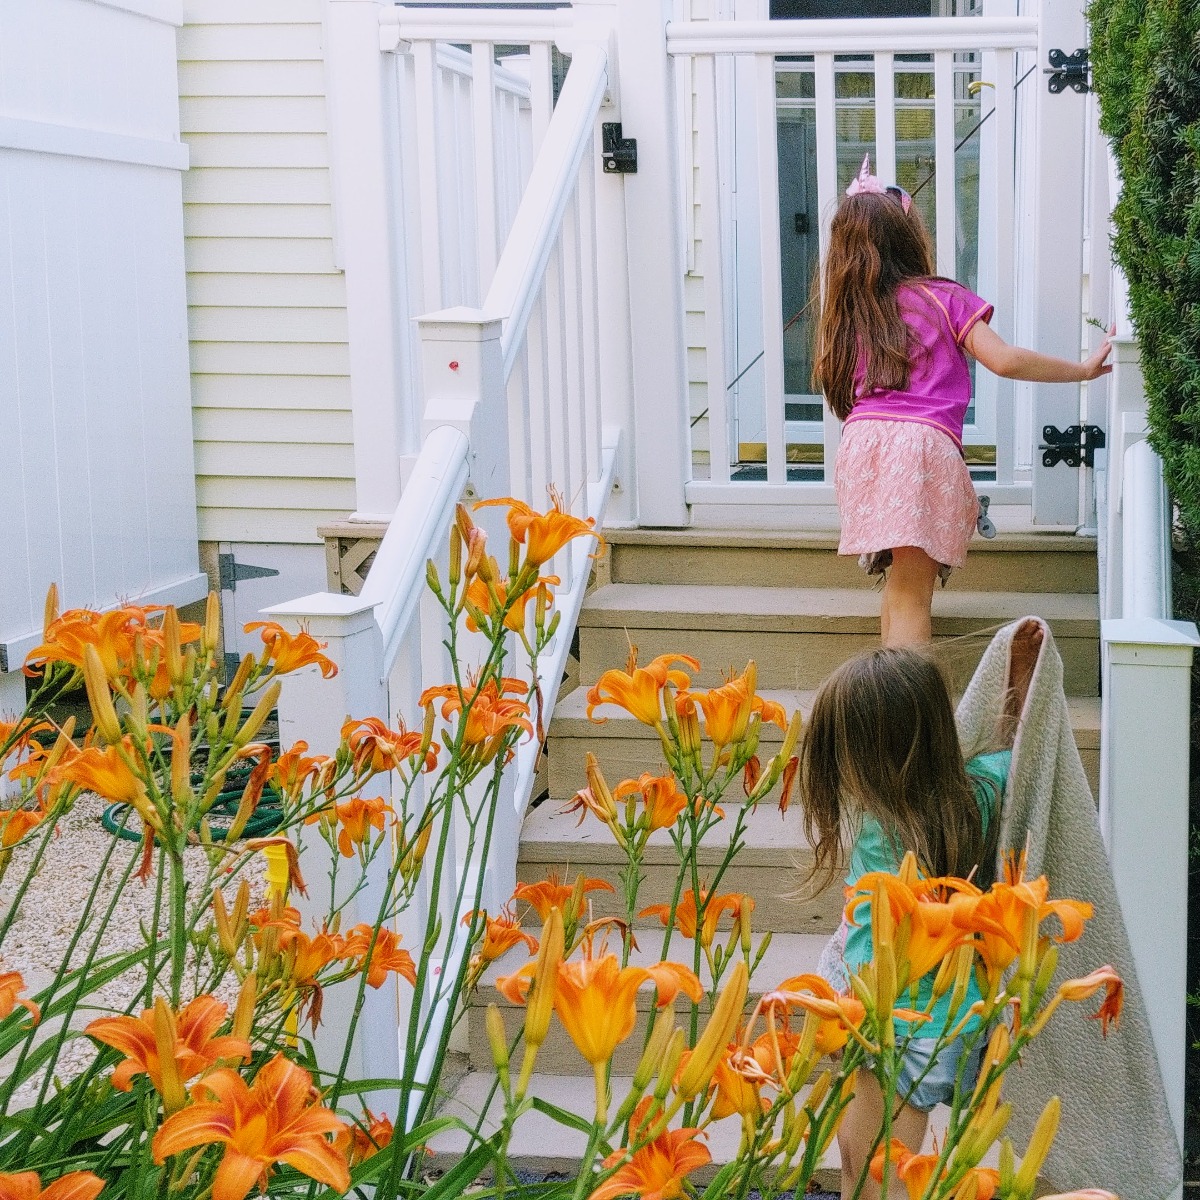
left=893, top=1033, right=985, bottom=1113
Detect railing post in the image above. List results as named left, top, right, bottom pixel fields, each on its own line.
left=613, top=0, right=691, bottom=526
left=261, top=593, right=402, bottom=1117
left=325, top=0, right=416, bottom=520
left=1100, top=615, right=1199, bottom=1166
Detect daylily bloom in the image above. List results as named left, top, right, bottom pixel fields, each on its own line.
left=0, top=806, right=44, bottom=849
left=55, top=740, right=158, bottom=829
left=591, top=1125, right=711, bottom=1200
left=710, top=1044, right=769, bottom=1121
left=1055, top=964, right=1124, bottom=1036
left=269, top=741, right=332, bottom=797
left=475, top=494, right=603, bottom=569
left=615, top=773, right=692, bottom=833
left=640, top=888, right=750, bottom=950
left=152, top=1053, right=350, bottom=1200
left=420, top=676, right=534, bottom=761
left=0, top=1170, right=106, bottom=1200
left=331, top=796, right=392, bottom=858
left=464, top=569, right=560, bottom=634
left=870, top=1139, right=998, bottom=1200
left=768, top=974, right=867, bottom=1057
left=513, top=872, right=615, bottom=924
left=683, top=663, right=787, bottom=749
left=86, top=995, right=250, bottom=1105
left=465, top=908, right=538, bottom=967
left=0, top=972, right=39, bottom=1025
left=244, top=621, right=337, bottom=679
left=341, top=717, right=436, bottom=776
left=586, top=648, right=701, bottom=727
left=344, top=925, right=417, bottom=989
left=334, top=1108, right=394, bottom=1169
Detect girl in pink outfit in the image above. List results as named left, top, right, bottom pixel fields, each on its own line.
left=813, top=158, right=1114, bottom=648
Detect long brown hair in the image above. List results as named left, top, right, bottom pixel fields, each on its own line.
left=812, top=191, right=936, bottom=420
left=799, top=648, right=997, bottom=891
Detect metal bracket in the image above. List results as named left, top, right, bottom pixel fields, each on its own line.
left=602, top=122, right=637, bottom=174
left=1039, top=424, right=1106, bottom=469
left=218, top=553, right=280, bottom=593
left=1046, top=48, right=1090, bottom=95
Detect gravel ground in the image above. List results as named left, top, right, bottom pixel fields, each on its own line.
left=0, top=794, right=265, bottom=1107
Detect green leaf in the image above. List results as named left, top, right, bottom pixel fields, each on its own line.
left=528, top=1096, right=600, bottom=1136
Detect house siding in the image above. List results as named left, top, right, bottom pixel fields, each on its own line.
left=179, top=0, right=354, bottom=546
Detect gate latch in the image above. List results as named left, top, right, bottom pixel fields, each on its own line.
left=218, top=553, right=279, bottom=593
left=1046, top=48, right=1090, bottom=94
left=602, top=123, right=637, bottom=174
left=1039, top=424, right=1105, bottom=469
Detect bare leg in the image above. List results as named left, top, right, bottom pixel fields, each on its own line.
left=881, top=547, right=940, bottom=648
left=838, top=1070, right=930, bottom=1200
left=880, top=582, right=892, bottom=646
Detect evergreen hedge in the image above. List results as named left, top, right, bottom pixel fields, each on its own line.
left=1089, top=0, right=1200, bottom=528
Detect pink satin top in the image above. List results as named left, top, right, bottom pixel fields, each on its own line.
left=843, top=278, right=994, bottom=451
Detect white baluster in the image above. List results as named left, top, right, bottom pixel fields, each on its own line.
left=933, top=49, right=956, bottom=278
left=814, top=51, right=840, bottom=482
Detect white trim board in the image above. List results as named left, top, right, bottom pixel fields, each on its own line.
left=0, top=573, right=211, bottom=675
left=90, top=0, right=183, bottom=26
left=0, top=117, right=189, bottom=172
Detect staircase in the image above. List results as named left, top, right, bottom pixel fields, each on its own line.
left=428, top=526, right=1101, bottom=1184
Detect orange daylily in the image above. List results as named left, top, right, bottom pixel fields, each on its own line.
left=1056, top=964, right=1124, bottom=1036
left=464, top=569, right=560, bottom=634
left=0, top=806, right=44, bottom=849
left=586, top=648, right=701, bottom=727
left=420, top=677, right=534, bottom=758
left=683, top=663, right=787, bottom=748
left=152, top=1053, right=349, bottom=1200
left=513, top=872, right=615, bottom=924
left=269, top=741, right=332, bottom=796
left=870, top=1139, right=998, bottom=1200
left=54, top=740, right=158, bottom=829
left=86, top=995, right=250, bottom=1103
left=0, top=971, right=40, bottom=1025
left=640, top=888, right=751, bottom=950
left=244, top=621, right=337, bottom=679
left=334, top=1108, right=394, bottom=1169
left=465, top=908, right=538, bottom=966
left=475, top=494, right=603, bottom=569
left=331, top=796, right=392, bottom=858
left=614, top=773, right=692, bottom=832
left=0, top=1171, right=106, bottom=1200
left=710, top=1044, right=769, bottom=1121
left=591, top=1125, right=711, bottom=1200
left=768, top=974, right=867, bottom=1057
left=341, top=717, right=437, bottom=776
left=344, top=925, right=417, bottom=989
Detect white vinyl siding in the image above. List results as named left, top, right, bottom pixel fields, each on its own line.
left=180, top=0, right=354, bottom=546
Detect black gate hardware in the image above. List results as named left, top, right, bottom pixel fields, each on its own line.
left=1046, top=48, right=1089, bottom=94
left=794, top=211, right=810, bottom=235
left=602, top=123, right=637, bottom=173
left=218, top=553, right=280, bottom=593
left=1039, top=424, right=1105, bottom=469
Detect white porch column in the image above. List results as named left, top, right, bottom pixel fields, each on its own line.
left=0, top=671, right=26, bottom=798
left=263, top=594, right=403, bottom=1117
left=325, top=0, right=415, bottom=520
left=614, top=0, right=691, bottom=526
left=1100, top=616, right=1199, bottom=1164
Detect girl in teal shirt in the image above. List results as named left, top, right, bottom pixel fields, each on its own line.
left=798, top=638, right=1037, bottom=1200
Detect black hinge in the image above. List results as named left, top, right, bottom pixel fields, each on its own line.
left=1046, top=48, right=1089, bottom=94
left=218, top=553, right=279, bottom=593
left=1039, top=424, right=1105, bottom=469
left=602, top=122, right=637, bottom=174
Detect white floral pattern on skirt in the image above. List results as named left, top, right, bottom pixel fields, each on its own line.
left=835, top=418, right=979, bottom=571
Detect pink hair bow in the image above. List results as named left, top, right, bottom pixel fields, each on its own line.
left=845, top=153, right=912, bottom=213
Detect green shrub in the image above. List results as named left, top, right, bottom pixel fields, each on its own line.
left=1089, top=0, right=1200, bottom=529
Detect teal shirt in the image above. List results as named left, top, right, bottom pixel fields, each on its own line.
left=842, top=750, right=1010, bottom=1039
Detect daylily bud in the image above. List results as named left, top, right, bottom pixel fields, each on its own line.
left=129, top=683, right=149, bottom=741
left=1013, top=1096, right=1060, bottom=1198
left=632, top=1009, right=676, bottom=1092
left=153, top=998, right=186, bottom=1114
left=43, top=584, right=59, bottom=640
left=545, top=610, right=561, bottom=640
left=235, top=681, right=280, bottom=749
left=654, top=1028, right=687, bottom=1101
left=535, top=582, right=552, bottom=633
left=164, top=607, right=184, bottom=687
left=1032, top=943, right=1059, bottom=1008
left=262, top=843, right=292, bottom=901
left=43, top=717, right=77, bottom=772
left=517, top=906, right=564, bottom=1098
left=426, top=559, right=442, bottom=599
left=231, top=975, right=256, bottom=1044
left=171, top=716, right=192, bottom=809
left=83, top=645, right=122, bottom=743
left=509, top=536, right=521, bottom=580
left=946, top=944, right=976, bottom=1019
left=448, top=526, right=463, bottom=587
left=676, top=959, right=748, bottom=1100
left=203, top=590, right=221, bottom=655
left=998, top=1138, right=1016, bottom=1193
left=486, top=1003, right=511, bottom=1092
left=399, top=821, right=432, bottom=886
left=584, top=754, right=619, bottom=826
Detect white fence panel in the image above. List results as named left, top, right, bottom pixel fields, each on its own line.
left=0, top=0, right=204, bottom=716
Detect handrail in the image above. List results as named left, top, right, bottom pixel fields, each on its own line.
left=359, top=424, right=470, bottom=679
left=484, top=42, right=608, bottom=379
left=666, top=15, right=1038, bottom=55
left=433, top=43, right=532, bottom=99
left=1121, top=439, right=1173, bottom=621
left=384, top=6, right=567, bottom=45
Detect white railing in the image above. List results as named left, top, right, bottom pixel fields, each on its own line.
left=671, top=16, right=1036, bottom=508
left=267, top=11, right=619, bottom=1105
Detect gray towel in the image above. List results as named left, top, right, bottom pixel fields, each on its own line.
left=956, top=618, right=1182, bottom=1199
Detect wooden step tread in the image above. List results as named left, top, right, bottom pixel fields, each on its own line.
left=604, top=527, right=1098, bottom=554
left=552, top=686, right=1101, bottom=750
left=520, top=796, right=812, bottom=867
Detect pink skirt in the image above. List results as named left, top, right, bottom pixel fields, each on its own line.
left=835, top=419, right=978, bottom=570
